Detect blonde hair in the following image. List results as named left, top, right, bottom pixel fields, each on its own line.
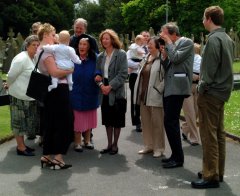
left=58, top=30, right=70, bottom=44
left=37, top=23, right=55, bottom=41
left=99, top=29, right=122, bottom=49
left=194, top=43, right=201, bottom=55
left=135, top=34, right=144, bottom=43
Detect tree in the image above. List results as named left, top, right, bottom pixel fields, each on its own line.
left=74, top=0, right=105, bottom=35
left=121, top=0, right=240, bottom=42
left=0, top=0, right=75, bottom=39
left=218, top=0, right=240, bottom=33
left=74, top=0, right=130, bottom=35
left=100, top=0, right=129, bottom=34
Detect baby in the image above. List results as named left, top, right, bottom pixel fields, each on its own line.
left=128, top=34, right=146, bottom=62
left=43, top=30, right=81, bottom=91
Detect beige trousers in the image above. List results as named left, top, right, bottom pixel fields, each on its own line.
left=182, top=84, right=200, bottom=143
left=140, top=102, right=165, bottom=153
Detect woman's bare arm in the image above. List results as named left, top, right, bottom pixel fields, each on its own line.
left=44, top=56, right=73, bottom=78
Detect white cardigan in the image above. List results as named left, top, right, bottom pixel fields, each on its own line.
left=7, top=51, right=35, bottom=101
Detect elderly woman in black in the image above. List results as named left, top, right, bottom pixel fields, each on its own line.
left=95, top=29, right=128, bottom=155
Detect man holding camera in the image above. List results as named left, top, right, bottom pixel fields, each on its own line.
left=159, top=22, right=194, bottom=168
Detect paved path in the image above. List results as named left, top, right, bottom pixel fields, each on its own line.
left=0, top=87, right=240, bottom=196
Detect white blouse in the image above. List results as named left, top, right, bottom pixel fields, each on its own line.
left=104, top=50, right=114, bottom=79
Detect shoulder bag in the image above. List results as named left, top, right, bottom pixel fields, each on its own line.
left=26, top=50, right=51, bottom=103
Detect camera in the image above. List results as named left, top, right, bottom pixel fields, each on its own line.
left=158, top=38, right=165, bottom=45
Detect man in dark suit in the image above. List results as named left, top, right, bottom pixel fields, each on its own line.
left=159, top=22, right=194, bottom=168
left=69, top=18, right=99, bottom=54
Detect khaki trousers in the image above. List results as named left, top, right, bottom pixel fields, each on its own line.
left=140, top=102, right=165, bottom=153
left=182, top=84, right=200, bottom=143
left=198, top=93, right=225, bottom=181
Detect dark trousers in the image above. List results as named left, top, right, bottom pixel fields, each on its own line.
left=129, top=73, right=141, bottom=126
left=163, top=95, right=185, bottom=163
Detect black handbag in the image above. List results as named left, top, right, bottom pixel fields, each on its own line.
left=114, top=83, right=127, bottom=114
left=26, top=50, right=51, bottom=103
left=114, top=98, right=127, bottom=113
left=0, top=79, right=10, bottom=106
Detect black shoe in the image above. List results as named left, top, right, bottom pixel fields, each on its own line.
left=109, top=147, right=118, bottom=155
left=161, top=157, right=172, bottom=163
left=162, top=160, right=183, bottom=168
left=51, top=159, right=72, bottom=170
left=40, top=156, right=54, bottom=168
left=190, top=142, right=199, bottom=146
left=182, top=133, right=187, bottom=140
left=26, top=146, right=35, bottom=152
left=100, top=147, right=112, bottom=154
left=17, top=148, right=35, bottom=156
left=191, top=179, right=219, bottom=189
left=136, top=124, right=142, bottom=132
left=198, top=171, right=223, bottom=182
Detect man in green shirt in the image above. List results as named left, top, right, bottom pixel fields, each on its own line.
left=191, top=6, right=234, bottom=189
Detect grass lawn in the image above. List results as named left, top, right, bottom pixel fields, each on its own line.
left=0, top=105, right=11, bottom=139
left=224, top=90, right=240, bottom=136
left=233, top=61, right=240, bottom=73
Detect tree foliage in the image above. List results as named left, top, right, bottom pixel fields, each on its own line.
left=121, top=0, right=240, bottom=41
left=74, top=0, right=129, bottom=35
left=74, top=0, right=105, bottom=35
left=0, top=0, right=75, bottom=39
left=0, top=0, right=239, bottom=41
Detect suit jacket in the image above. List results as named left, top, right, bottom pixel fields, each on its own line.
left=96, top=49, right=128, bottom=106
left=163, top=37, right=194, bottom=97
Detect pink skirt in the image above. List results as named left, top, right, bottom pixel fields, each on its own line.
left=73, top=109, right=97, bottom=133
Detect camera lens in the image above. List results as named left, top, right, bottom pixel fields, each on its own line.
left=158, top=38, right=165, bottom=45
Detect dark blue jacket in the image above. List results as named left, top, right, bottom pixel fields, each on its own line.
left=70, top=58, right=99, bottom=111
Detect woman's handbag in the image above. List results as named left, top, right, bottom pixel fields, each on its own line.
left=0, top=83, right=10, bottom=106
left=114, top=98, right=127, bottom=113
left=26, top=50, right=51, bottom=103
left=114, top=83, right=127, bottom=113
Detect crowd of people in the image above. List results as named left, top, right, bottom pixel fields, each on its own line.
left=4, top=5, right=234, bottom=189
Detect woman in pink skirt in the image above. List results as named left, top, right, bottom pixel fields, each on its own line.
left=70, top=34, right=99, bottom=152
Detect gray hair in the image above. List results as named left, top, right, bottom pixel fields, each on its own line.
left=74, top=18, right=88, bottom=28
left=161, top=22, right=180, bottom=36
left=23, top=35, right=39, bottom=51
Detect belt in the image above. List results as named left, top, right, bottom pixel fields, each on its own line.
left=193, top=72, right=200, bottom=75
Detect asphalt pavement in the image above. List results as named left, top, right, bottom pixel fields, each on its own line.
left=0, top=86, right=240, bottom=196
